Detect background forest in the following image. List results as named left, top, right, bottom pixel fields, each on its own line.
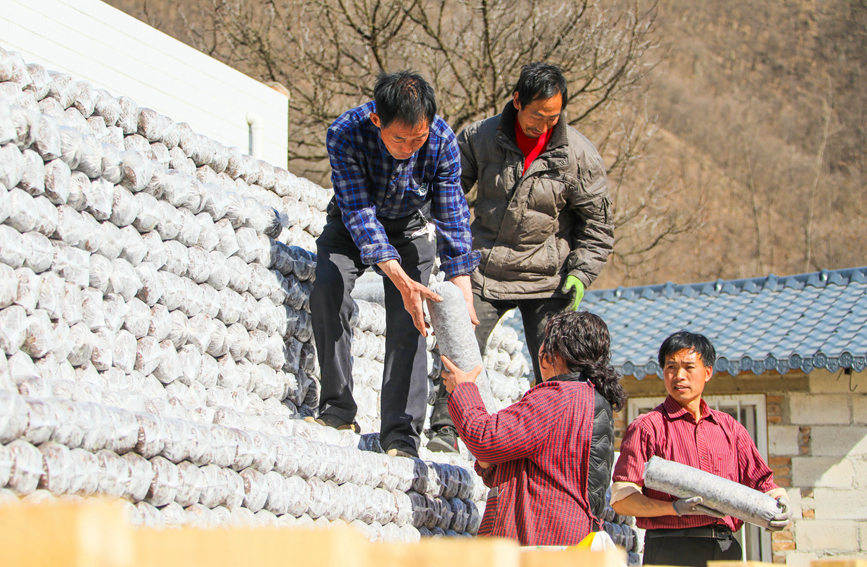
left=106, top=0, right=866, bottom=288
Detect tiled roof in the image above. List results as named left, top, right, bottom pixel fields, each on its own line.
left=582, top=267, right=867, bottom=379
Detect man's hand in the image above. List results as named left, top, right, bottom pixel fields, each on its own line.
left=477, top=460, right=492, bottom=470
left=378, top=259, right=442, bottom=337
left=562, top=275, right=585, bottom=311
left=672, top=496, right=726, bottom=518
left=768, top=493, right=792, bottom=531
left=441, top=354, right=482, bottom=393
left=450, top=274, right=479, bottom=326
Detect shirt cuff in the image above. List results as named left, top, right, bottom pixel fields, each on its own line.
left=359, top=243, right=401, bottom=267
left=447, top=382, right=484, bottom=428
left=440, top=250, right=481, bottom=279
left=610, top=481, right=643, bottom=504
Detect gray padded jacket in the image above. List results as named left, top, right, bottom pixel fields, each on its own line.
left=458, top=103, right=614, bottom=300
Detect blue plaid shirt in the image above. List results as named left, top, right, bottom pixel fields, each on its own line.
left=326, top=101, right=479, bottom=279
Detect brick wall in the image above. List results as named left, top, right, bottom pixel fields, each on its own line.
left=768, top=370, right=867, bottom=566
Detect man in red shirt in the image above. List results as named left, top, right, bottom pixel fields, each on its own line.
left=428, top=62, right=613, bottom=452
left=612, top=331, right=791, bottom=566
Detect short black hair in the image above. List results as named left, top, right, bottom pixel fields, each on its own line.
left=373, top=71, right=437, bottom=128
left=658, top=331, right=717, bottom=368
left=513, top=62, right=568, bottom=109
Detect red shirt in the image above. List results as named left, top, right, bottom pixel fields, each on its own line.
left=514, top=122, right=552, bottom=174
left=613, top=396, right=778, bottom=531
left=448, top=379, right=597, bottom=546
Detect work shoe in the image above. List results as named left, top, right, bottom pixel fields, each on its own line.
left=426, top=425, right=459, bottom=453
left=384, top=440, right=418, bottom=459
left=304, top=415, right=360, bottom=434
left=386, top=447, right=418, bottom=459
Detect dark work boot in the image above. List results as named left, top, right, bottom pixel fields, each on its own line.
left=426, top=425, right=459, bottom=453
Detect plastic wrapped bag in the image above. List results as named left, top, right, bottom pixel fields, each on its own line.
left=0, top=225, right=25, bottom=269
left=174, top=460, right=204, bottom=507
left=108, top=257, right=142, bottom=301
left=135, top=262, right=164, bottom=306
left=198, top=283, right=220, bottom=319
left=19, top=148, right=46, bottom=195
left=154, top=199, right=182, bottom=240
left=117, top=225, right=147, bottom=266
left=43, top=158, right=71, bottom=205
left=137, top=108, right=170, bottom=142
left=4, top=187, right=38, bottom=233
left=66, top=170, right=89, bottom=212
left=82, top=178, right=113, bottom=221
left=76, top=134, right=103, bottom=179
left=109, top=184, right=139, bottom=228
left=110, top=329, right=136, bottom=373
left=134, top=335, right=161, bottom=375
left=114, top=95, right=137, bottom=134
left=0, top=305, right=27, bottom=354
left=0, top=391, right=28, bottom=443
left=146, top=456, right=180, bottom=507
left=132, top=191, right=160, bottom=232
left=214, top=219, right=239, bottom=257
left=137, top=232, right=165, bottom=269
left=206, top=251, right=230, bottom=291
left=22, top=309, right=53, bottom=358
left=93, top=89, right=121, bottom=126
left=89, top=327, right=114, bottom=371
left=120, top=149, right=154, bottom=192
left=226, top=256, right=251, bottom=295
left=195, top=212, right=219, bottom=252
left=0, top=265, right=16, bottom=309
left=21, top=231, right=54, bottom=274
left=0, top=142, right=24, bottom=191
left=7, top=439, right=43, bottom=494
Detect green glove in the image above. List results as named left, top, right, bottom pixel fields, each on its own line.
left=562, top=275, right=585, bottom=311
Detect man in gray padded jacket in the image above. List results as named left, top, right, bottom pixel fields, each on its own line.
left=428, top=62, right=614, bottom=452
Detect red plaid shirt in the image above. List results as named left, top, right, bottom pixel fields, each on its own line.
left=448, top=377, right=598, bottom=546
left=613, top=396, right=778, bottom=531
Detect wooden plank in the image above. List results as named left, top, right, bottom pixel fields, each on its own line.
left=521, top=546, right=626, bottom=567
left=134, top=525, right=370, bottom=567
left=0, top=499, right=132, bottom=567
left=367, top=537, right=521, bottom=567
left=810, top=560, right=867, bottom=567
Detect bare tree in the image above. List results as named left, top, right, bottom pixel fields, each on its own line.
left=111, top=0, right=709, bottom=287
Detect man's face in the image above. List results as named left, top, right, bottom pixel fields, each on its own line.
left=663, top=348, right=713, bottom=408
left=513, top=91, right=563, bottom=138
left=370, top=113, right=429, bottom=160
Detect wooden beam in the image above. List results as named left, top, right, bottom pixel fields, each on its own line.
left=0, top=499, right=133, bottom=567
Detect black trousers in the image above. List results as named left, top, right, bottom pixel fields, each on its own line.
left=643, top=533, right=742, bottom=567
left=310, top=211, right=434, bottom=452
left=429, top=292, right=570, bottom=430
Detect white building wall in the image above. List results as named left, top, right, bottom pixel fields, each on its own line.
left=0, top=0, right=288, bottom=168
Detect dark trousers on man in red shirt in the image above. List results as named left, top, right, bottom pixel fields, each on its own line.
left=643, top=526, right=742, bottom=567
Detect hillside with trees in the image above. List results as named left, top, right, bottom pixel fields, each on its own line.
left=106, top=0, right=866, bottom=288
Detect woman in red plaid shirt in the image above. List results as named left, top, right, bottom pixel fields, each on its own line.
left=442, top=311, right=626, bottom=545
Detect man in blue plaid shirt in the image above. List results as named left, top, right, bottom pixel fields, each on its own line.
left=309, top=71, right=479, bottom=458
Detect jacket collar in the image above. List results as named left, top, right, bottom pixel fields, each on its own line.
left=545, top=372, right=587, bottom=383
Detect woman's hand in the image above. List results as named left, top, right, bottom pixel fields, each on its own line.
left=441, top=355, right=483, bottom=393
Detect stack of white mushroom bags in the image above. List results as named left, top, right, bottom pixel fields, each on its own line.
left=0, top=47, right=484, bottom=539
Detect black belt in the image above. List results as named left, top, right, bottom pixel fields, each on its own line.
left=645, top=525, right=733, bottom=540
